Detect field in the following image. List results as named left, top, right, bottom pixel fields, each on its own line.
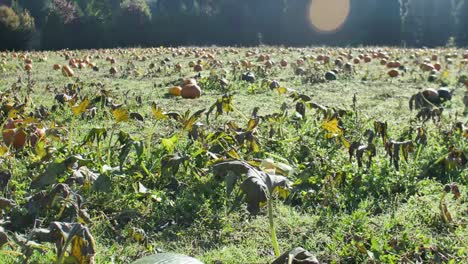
left=0, top=46, right=467, bottom=264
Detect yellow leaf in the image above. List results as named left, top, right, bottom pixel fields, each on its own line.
left=0, top=145, right=9, bottom=156
left=112, top=108, right=129, bottom=123
left=34, top=141, right=47, bottom=160
left=151, top=102, right=167, bottom=120
left=277, top=87, right=287, bottom=94
left=274, top=186, right=291, bottom=199
left=341, top=137, right=351, bottom=149
left=442, top=71, right=449, bottom=79
left=226, top=148, right=240, bottom=159
left=71, top=236, right=87, bottom=264
left=321, top=118, right=343, bottom=137
left=71, top=98, right=89, bottom=116
left=7, top=109, right=18, bottom=118
left=22, top=117, right=37, bottom=124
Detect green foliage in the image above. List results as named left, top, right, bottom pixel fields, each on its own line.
left=112, top=0, right=152, bottom=47
left=0, top=44, right=466, bottom=263
left=0, top=6, right=35, bottom=50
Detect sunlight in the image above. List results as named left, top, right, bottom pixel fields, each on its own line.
left=309, top=0, right=350, bottom=33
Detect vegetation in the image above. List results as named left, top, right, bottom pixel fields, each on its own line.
left=0, top=46, right=466, bottom=263
left=0, top=5, right=35, bottom=51
left=0, top=0, right=467, bottom=50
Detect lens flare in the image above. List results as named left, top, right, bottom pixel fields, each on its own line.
left=309, top=0, right=350, bottom=33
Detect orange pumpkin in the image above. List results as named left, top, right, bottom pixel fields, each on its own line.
left=53, top=64, right=61, bottom=70
left=420, top=63, right=435, bottom=72
left=434, top=63, right=441, bottom=71
left=388, top=69, right=399, bottom=78
left=280, top=59, right=288, bottom=67
left=181, top=84, right=202, bottom=99
left=183, top=78, right=197, bottom=86
left=24, top=64, right=32, bottom=71
left=168, top=86, right=182, bottom=96
left=62, top=65, right=75, bottom=77
left=194, top=64, right=203, bottom=72
left=2, top=119, right=45, bottom=149
left=387, top=61, right=400, bottom=68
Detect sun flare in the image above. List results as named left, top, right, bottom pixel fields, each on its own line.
left=309, top=0, right=350, bottom=33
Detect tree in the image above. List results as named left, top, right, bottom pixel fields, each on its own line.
left=112, top=0, right=152, bottom=47
left=367, top=0, right=401, bottom=46
left=0, top=5, right=35, bottom=50
left=455, top=0, right=468, bottom=45
left=18, top=0, right=49, bottom=27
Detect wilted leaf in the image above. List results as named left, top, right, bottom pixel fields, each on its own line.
left=272, top=247, right=319, bottom=264
left=0, top=170, right=11, bottom=189
left=0, top=227, right=8, bottom=248
left=91, top=174, right=111, bottom=193
left=130, top=112, right=144, bottom=121
left=206, top=94, right=233, bottom=120
left=212, top=160, right=292, bottom=214
left=68, top=167, right=98, bottom=189
left=374, top=121, right=388, bottom=144
left=31, top=156, right=91, bottom=188
left=48, top=222, right=96, bottom=264
left=82, top=128, right=107, bottom=146
left=0, top=198, right=16, bottom=209
left=385, top=140, right=414, bottom=170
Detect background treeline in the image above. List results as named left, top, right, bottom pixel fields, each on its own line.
left=0, top=0, right=468, bottom=50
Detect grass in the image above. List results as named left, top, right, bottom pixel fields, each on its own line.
left=0, top=46, right=466, bottom=263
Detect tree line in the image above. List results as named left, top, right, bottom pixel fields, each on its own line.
left=0, top=0, right=467, bottom=50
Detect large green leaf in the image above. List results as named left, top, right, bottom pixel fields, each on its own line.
left=132, top=253, right=203, bottom=264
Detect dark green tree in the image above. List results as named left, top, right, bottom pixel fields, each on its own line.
left=455, top=0, right=468, bottom=45
left=112, top=0, right=152, bottom=47
left=0, top=5, right=35, bottom=50
left=367, top=0, right=401, bottom=45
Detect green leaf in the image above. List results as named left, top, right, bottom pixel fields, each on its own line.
left=132, top=253, right=203, bottom=264
left=161, top=135, right=178, bottom=154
